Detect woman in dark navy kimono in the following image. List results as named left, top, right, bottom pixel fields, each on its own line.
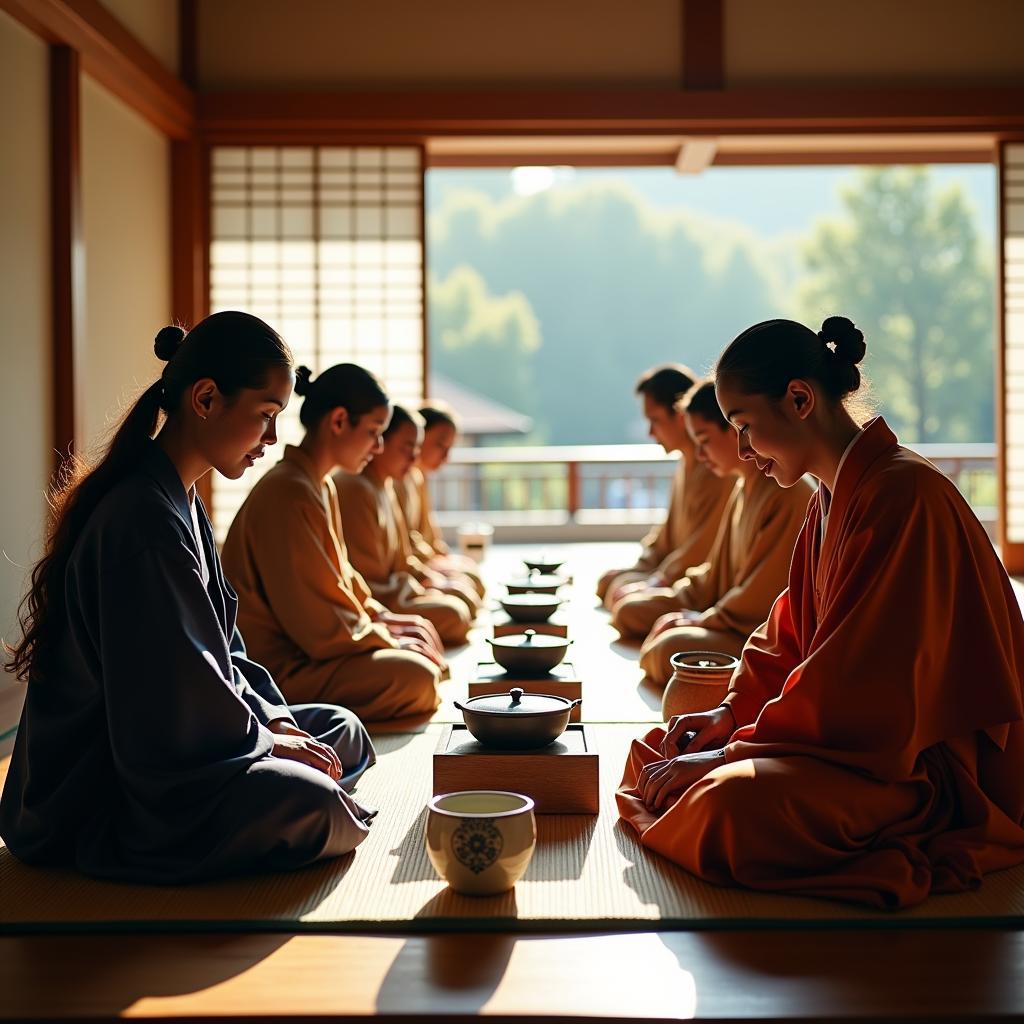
left=1, top=312, right=376, bottom=883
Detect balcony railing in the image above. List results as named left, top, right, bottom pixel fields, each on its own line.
left=431, top=442, right=997, bottom=540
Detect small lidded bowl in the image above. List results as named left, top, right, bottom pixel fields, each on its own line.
left=523, top=554, right=564, bottom=575
left=662, top=650, right=739, bottom=721
left=486, top=628, right=572, bottom=676
left=453, top=687, right=581, bottom=749
left=497, top=592, right=563, bottom=624
left=504, top=573, right=565, bottom=596
left=426, top=790, right=537, bottom=895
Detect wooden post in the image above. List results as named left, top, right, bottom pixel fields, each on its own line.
left=173, top=2, right=210, bottom=508
left=682, top=0, right=724, bottom=91
left=50, top=44, right=83, bottom=474
left=566, top=461, right=580, bottom=519
left=997, top=140, right=1024, bottom=572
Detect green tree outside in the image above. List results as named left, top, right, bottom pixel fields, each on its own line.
left=429, top=181, right=790, bottom=446
left=798, top=168, right=994, bottom=442
left=429, top=168, right=995, bottom=446
left=429, top=265, right=545, bottom=439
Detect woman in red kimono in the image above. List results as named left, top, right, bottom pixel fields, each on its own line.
left=617, top=315, right=1024, bottom=908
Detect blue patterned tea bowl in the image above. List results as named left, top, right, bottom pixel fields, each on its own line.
left=425, top=791, right=537, bottom=895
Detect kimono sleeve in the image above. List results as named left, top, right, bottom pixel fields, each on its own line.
left=722, top=588, right=801, bottom=730
left=695, top=490, right=802, bottom=637
left=341, top=479, right=422, bottom=604
left=228, top=627, right=296, bottom=726
left=672, top=561, right=717, bottom=613
left=254, top=497, right=395, bottom=661
left=656, top=473, right=734, bottom=583
left=726, top=479, right=1024, bottom=780
left=418, top=477, right=450, bottom=555
left=98, top=543, right=274, bottom=796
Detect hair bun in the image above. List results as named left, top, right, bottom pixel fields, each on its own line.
left=154, top=325, right=186, bottom=362
left=819, top=316, right=866, bottom=365
left=293, top=365, right=314, bottom=397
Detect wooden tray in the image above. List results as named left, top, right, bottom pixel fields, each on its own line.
left=468, top=661, right=582, bottom=722
left=432, top=724, right=599, bottom=814
left=492, top=616, right=569, bottom=638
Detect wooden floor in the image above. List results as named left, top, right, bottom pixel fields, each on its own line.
left=2, top=542, right=1024, bottom=1023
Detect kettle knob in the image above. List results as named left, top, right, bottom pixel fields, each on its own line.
left=509, top=687, right=524, bottom=705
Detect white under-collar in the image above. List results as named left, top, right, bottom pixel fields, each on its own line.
left=820, top=425, right=867, bottom=529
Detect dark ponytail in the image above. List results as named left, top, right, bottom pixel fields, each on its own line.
left=7, top=310, right=292, bottom=684
left=715, top=316, right=867, bottom=403
left=295, top=362, right=389, bottom=430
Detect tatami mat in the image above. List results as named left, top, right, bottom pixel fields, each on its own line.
left=3, top=726, right=1023, bottom=935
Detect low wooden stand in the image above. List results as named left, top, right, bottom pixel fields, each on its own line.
left=433, top=723, right=599, bottom=814
left=468, top=661, right=582, bottom=722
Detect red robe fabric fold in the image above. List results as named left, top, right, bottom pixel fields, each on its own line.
left=617, top=418, right=1024, bottom=908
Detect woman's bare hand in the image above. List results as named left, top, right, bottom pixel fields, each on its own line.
left=638, top=749, right=727, bottom=812
left=661, top=704, right=735, bottom=757
left=271, top=732, right=342, bottom=782
left=381, top=612, right=443, bottom=653
left=648, top=611, right=691, bottom=640
left=397, top=635, right=446, bottom=670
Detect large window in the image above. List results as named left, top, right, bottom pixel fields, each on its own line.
left=209, top=145, right=424, bottom=539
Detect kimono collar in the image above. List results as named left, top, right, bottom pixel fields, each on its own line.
left=141, top=441, right=195, bottom=528
left=821, top=416, right=899, bottom=521
left=282, top=444, right=323, bottom=488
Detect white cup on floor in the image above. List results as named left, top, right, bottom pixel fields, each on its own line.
left=425, top=790, right=536, bottom=895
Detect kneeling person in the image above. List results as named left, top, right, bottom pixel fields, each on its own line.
left=614, top=380, right=812, bottom=688
left=223, top=364, right=445, bottom=723
left=618, top=316, right=1024, bottom=909
left=335, top=406, right=472, bottom=647
left=597, top=364, right=733, bottom=610
left=396, top=401, right=485, bottom=601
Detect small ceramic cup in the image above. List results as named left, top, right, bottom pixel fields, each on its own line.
left=457, top=522, right=494, bottom=563
left=425, top=790, right=536, bottom=896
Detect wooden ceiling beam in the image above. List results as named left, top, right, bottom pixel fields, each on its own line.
left=0, top=0, right=194, bottom=138
left=199, top=87, right=1024, bottom=143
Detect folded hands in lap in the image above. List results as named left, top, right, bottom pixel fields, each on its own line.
left=638, top=748, right=727, bottom=812
left=637, top=704, right=736, bottom=812
left=267, top=719, right=344, bottom=782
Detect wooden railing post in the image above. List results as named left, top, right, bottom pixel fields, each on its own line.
left=566, top=461, right=580, bottom=519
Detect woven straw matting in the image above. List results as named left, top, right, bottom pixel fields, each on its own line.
left=2, top=727, right=1023, bottom=935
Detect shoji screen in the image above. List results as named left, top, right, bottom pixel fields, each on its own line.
left=1001, top=142, right=1024, bottom=570
left=208, top=145, right=425, bottom=540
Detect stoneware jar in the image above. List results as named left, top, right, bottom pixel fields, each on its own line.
left=426, top=790, right=537, bottom=895
left=662, top=650, right=740, bottom=721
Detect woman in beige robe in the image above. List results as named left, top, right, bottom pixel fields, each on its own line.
left=222, top=364, right=444, bottom=723
left=335, top=406, right=472, bottom=647
left=395, top=402, right=484, bottom=598
left=597, top=364, right=733, bottom=610
left=614, top=381, right=813, bottom=686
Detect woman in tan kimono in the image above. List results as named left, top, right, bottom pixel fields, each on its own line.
left=395, top=402, right=484, bottom=599
left=335, top=406, right=472, bottom=647
left=597, top=364, right=733, bottom=611
left=222, top=364, right=445, bottom=722
left=614, top=380, right=812, bottom=687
